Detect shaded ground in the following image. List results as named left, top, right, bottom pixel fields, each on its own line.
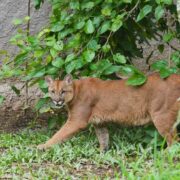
left=0, top=125, right=180, bottom=179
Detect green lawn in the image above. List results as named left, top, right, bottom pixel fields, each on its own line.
left=0, top=125, right=180, bottom=179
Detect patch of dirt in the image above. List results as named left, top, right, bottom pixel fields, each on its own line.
left=70, top=162, right=119, bottom=178
left=1, top=162, right=120, bottom=179
left=0, top=147, right=7, bottom=153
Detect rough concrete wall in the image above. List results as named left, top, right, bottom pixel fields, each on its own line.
left=133, top=39, right=180, bottom=73
left=0, top=0, right=51, bottom=131
left=0, top=79, right=43, bottom=131
left=0, top=0, right=51, bottom=57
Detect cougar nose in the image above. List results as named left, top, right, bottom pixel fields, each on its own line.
left=58, top=101, right=63, bottom=105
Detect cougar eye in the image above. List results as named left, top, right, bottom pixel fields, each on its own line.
left=61, top=90, right=65, bottom=94
left=51, top=90, right=55, bottom=93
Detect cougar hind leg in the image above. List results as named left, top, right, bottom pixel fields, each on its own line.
left=94, top=126, right=109, bottom=152
left=151, top=110, right=179, bottom=146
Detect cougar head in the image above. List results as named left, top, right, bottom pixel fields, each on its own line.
left=45, top=74, right=74, bottom=108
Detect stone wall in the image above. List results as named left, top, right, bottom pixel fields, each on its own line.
left=0, top=0, right=51, bottom=131
left=0, top=0, right=51, bottom=57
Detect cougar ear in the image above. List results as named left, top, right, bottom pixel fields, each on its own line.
left=64, top=74, right=73, bottom=85
left=45, top=76, right=53, bottom=85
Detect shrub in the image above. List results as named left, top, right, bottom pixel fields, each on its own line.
left=0, top=0, right=179, bottom=110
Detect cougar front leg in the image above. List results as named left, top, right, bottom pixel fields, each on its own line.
left=94, top=126, right=109, bottom=151
left=37, top=120, right=88, bottom=150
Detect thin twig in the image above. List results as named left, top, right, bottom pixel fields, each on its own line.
left=168, top=46, right=171, bottom=68
left=98, top=31, right=113, bottom=60
left=146, top=50, right=154, bottom=71
left=125, top=0, right=140, bottom=20
left=104, top=31, right=113, bottom=46
left=25, top=0, right=31, bottom=111
left=167, top=42, right=179, bottom=51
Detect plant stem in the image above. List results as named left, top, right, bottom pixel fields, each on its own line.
left=25, top=0, right=31, bottom=111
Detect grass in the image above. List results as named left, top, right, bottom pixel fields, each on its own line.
left=0, top=124, right=180, bottom=179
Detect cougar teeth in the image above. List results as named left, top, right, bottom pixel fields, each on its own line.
left=53, top=101, right=58, bottom=105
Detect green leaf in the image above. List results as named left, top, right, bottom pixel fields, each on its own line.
left=38, top=79, right=48, bottom=89
left=70, top=1, right=80, bottom=9
left=14, top=52, right=28, bottom=65
left=151, top=60, right=172, bottom=78
left=53, top=41, right=63, bottom=51
left=93, top=16, right=102, bottom=27
left=52, top=57, right=64, bottom=68
left=113, top=53, right=127, bottom=64
left=32, top=68, right=46, bottom=78
left=58, top=29, right=73, bottom=39
left=11, top=86, right=20, bottom=96
left=99, top=21, right=111, bottom=34
left=169, top=67, right=178, bottom=74
left=87, top=40, right=101, bottom=51
left=136, top=5, right=152, bottom=22
left=158, top=44, right=164, bottom=53
left=75, top=21, right=85, bottom=30
left=66, top=34, right=81, bottom=48
left=171, top=51, right=180, bottom=67
left=102, top=44, right=111, bottom=53
left=12, top=18, right=23, bottom=25
left=163, top=32, right=174, bottom=42
left=46, top=36, right=56, bottom=46
left=151, top=60, right=167, bottom=70
left=50, top=48, right=58, bottom=58
left=51, top=22, right=64, bottom=32
left=155, top=6, right=164, bottom=20
left=127, top=73, right=147, bottom=86
left=90, top=59, right=112, bottom=72
left=65, top=53, right=75, bottom=63
left=119, top=66, right=134, bottom=76
left=74, top=58, right=86, bottom=70
left=163, top=0, right=172, bottom=5
left=84, top=20, right=95, bottom=34
left=123, top=0, right=132, bottom=3
left=81, top=2, right=94, bottom=10
left=33, top=0, right=44, bottom=9
left=35, top=98, right=48, bottom=110
left=159, top=68, right=172, bottom=78
left=24, top=16, right=30, bottom=22
left=34, top=50, right=44, bottom=58
left=83, top=50, right=95, bottom=62
left=111, top=15, right=123, bottom=32
left=39, top=106, right=51, bottom=113
left=155, top=0, right=161, bottom=4
left=103, top=65, right=121, bottom=75
left=46, top=66, right=59, bottom=75
left=65, top=61, right=76, bottom=74
left=38, top=28, right=50, bottom=38
left=101, top=6, right=112, bottom=16
left=0, top=95, right=5, bottom=105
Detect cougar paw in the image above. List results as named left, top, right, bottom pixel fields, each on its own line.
left=100, top=145, right=109, bottom=153
left=37, top=143, right=49, bottom=150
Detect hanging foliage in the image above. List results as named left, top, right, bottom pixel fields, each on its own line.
left=0, top=0, right=179, bottom=109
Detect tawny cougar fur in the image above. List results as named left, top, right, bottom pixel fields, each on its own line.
left=37, top=73, right=180, bottom=151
